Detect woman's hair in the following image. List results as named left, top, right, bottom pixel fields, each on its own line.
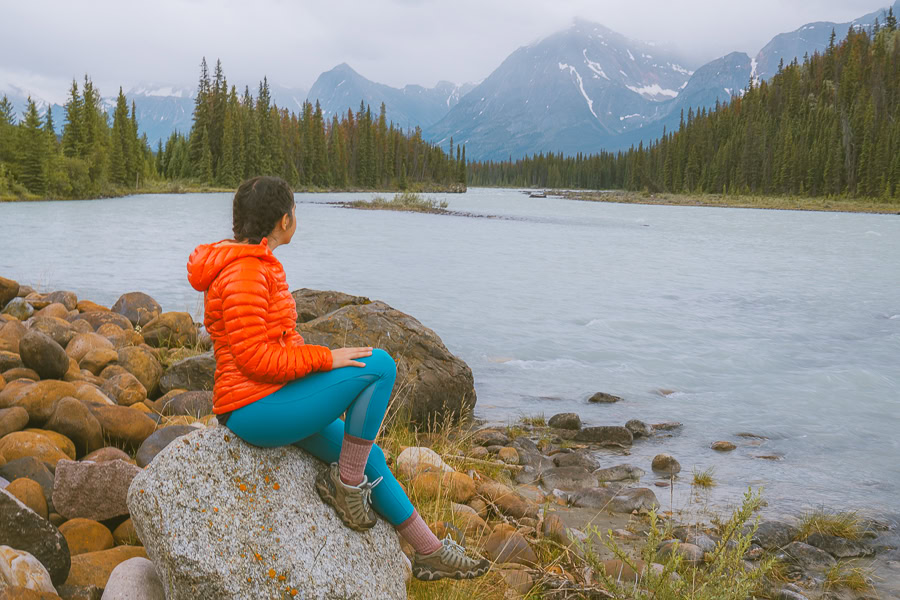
left=232, top=176, right=295, bottom=244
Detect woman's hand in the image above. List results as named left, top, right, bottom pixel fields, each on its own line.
left=331, top=347, right=374, bottom=368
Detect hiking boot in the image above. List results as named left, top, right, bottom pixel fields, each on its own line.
left=315, top=462, right=382, bottom=532
left=411, top=536, right=491, bottom=581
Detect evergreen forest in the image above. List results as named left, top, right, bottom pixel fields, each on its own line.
left=470, top=21, right=900, bottom=201
left=0, top=58, right=466, bottom=200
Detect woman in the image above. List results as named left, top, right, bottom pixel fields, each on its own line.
left=186, top=176, right=490, bottom=582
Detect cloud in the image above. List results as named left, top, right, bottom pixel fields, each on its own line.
left=0, top=0, right=890, bottom=101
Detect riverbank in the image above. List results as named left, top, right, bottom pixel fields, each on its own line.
left=545, top=190, right=900, bottom=215
left=0, top=278, right=895, bottom=599
left=0, top=180, right=467, bottom=203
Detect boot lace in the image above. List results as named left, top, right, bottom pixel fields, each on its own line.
left=356, top=475, right=383, bottom=509
left=440, top=535, right=472, bottom=568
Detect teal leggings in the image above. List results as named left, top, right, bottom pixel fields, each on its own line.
left=224, top=348, right=415, bottom=527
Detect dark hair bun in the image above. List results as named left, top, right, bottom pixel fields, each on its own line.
left=232, top=176, right=295, bottom=244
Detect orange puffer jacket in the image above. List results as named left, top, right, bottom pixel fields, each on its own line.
left=186, top=237, right=333, bottom=414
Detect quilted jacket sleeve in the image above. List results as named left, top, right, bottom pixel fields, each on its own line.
left=218, top=258, right=333, bottom=382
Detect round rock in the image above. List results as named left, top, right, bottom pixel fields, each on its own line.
left=115, top=347, right=163, bottom=399
left=5, top=477, right=48, bottom=519
left=574, top=426, right=633, bottom=447
left=158, top=353, right=214, bottom=395
left=547, top=412, right=581, bottom=430
left=29, top=316, right=77, bottom=349
left=712, top=441, right=736, bottom=451
left=78, top=348, right=119, bottom=376
left=135, top=426, right=196, bottom=468
left=101, top=556, right=164, bottom=600
left=111, top=293, right=162, bottom=328
left=44, top=397, right=104, bottom=457
left=625, top=419, right=652, bottom=438
left=58, top=518, right=114, bottom=556
left=44, top=291, right=77, bottom=312
left=1, top=298, right=34, bottom=320
left=158, top=390, right=212, bottom=417
left=0, top=545, right=57, bottom=594
left=0, top=407, right=28, bottom=438
left=651, top=453, right=682, bottom=475
left=140, top=312, right=197, bottom=348
left=0, top=277, right=19, bottom=308
left=0, top=431, right=69, bottom=466
left=19, top=331, right=69, bottom=380
left=101, top=373, right=147, bottom=407
left=588, top=392, right=622, bottom=403
left=88, top=401, right=157, bottom=450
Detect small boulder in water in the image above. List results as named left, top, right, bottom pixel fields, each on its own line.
left=651, top=453, right=681, bottom=475
left=625, top=419, right=652, bottom=438
left=588, top=392, right=622, bottom=404
left=547, top=412, right=581, bottom=430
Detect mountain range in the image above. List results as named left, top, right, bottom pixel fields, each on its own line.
left=2, top=1, right=898, bottom=159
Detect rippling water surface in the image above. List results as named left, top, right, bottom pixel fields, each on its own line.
left=2, top=189, right=899, bottom=524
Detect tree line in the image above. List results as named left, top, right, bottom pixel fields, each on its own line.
left=0, top=79, right=155, bottom=199
left=470, top=17, right=900, bottom=201
left=0, top=58, right=465, bottom=200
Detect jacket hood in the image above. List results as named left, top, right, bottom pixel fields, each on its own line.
left=187, top=238, right=277, bottom=292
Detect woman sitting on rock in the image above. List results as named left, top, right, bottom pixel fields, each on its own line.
left=186, top=175, right=489, bottom=582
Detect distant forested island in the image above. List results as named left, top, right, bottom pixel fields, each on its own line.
left=0, top=59, right=467, bottom=201
left=470, top=20, right=900, bottom=202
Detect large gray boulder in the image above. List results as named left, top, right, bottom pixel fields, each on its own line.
left=292, top=288, right=372, bottom=323
left=293, top=290, right=476, bottom=425
left=127, top=426, right=407, bottom=600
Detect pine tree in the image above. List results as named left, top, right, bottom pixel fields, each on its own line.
left=20, top=97, right=47, bottom=194
left=189, top=57, right=212, bottom=179
left=61, top=80, right=84, bottom=158
left=109, top=88, right=131, bottom=185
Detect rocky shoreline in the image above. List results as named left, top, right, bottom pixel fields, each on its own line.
left=0, top=276, right=896, bottom=599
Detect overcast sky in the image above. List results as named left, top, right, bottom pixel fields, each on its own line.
left=0, top=0, right=892, bottom=103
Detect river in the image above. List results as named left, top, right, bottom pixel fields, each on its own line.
left=2, top=188, right=899, bottom=527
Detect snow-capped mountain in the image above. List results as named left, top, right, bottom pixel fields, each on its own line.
left=306, top=63, right=474, bottom=130
left=118, top=84, right=195, bottom=145
left=424, top=19, right=697, bottom=160
left=755, top=0, right=899, bottom=81
left=427, top=2, right=900, bottom=160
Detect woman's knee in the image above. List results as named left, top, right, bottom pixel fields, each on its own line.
left=366, top=348, right=397, bottom=378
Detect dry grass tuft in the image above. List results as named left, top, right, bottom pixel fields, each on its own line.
left=797, top=509, right=865, bottom=541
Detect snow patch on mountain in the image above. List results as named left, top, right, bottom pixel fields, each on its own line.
left=559, top=62, right=599, bottom=119
left=627, top=49, right=635, bottom=61
left=626, top=83, right=679, bottom=99
left=582, top=49, right=610, bottom=80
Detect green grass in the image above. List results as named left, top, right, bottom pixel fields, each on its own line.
left=520, top=413, right=546, bottom=427
left=691, top=467, right=717, bottom=488
left=797, top=509, right=865, bottom=541
left=348, top=192, right=449, bottom=213
left=577, top=489, right=774, bottom=600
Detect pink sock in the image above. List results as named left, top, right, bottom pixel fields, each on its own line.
left=338, top=434, right=373, bottom=486
left=397, top=510, right=442, bottom=555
